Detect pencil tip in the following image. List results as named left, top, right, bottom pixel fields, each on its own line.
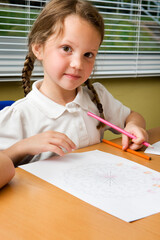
left=149, top=145, right=154, bottom=149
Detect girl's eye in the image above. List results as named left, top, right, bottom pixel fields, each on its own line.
left=84, top=52, right=94, bottom=58
left=62, top=46, right=72, bottom=52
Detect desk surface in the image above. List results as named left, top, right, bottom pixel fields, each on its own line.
left=0, top=127, right=160, bottom=240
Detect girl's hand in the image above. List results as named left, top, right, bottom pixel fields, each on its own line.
left=122, top=123, right=149, bottom=150
left=21, top=131, right=76, bottom=156
left=4, top=131, right=76, bottom=165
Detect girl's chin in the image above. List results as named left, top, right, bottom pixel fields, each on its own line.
left=62, top=86, right=78, bottom=91
left=60, top=82, right=81, bottom=91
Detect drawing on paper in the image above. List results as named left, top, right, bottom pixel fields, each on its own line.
left=20, top=150, right=160, bottom=222
left=64, top=161, right=160, bottom=198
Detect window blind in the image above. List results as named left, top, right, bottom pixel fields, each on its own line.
left=0, top=0, right=160, bottom=81
left=90, top=0, right=160, bottom=78
left=0, top=0, right=46, bottom=81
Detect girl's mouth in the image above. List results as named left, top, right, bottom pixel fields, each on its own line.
left=64, top=73, right=81, bottom=80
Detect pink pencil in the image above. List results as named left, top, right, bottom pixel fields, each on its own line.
left=87, top=111, right=152, bottom=148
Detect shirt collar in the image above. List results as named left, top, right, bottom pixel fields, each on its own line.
left=27, top=80, right=91, bottom=119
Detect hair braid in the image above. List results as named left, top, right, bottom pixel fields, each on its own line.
left=22, top=54, right=35, bottom=96
left=85, top=79, right=105, bottom=129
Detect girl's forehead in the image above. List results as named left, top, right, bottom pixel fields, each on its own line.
left=62, top=15, right=101, bottom=45
left=46, top=14, right=101, bottom=49
left=63, top=14, right=99, bottom=33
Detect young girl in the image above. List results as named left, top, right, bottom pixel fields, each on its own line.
left=0, top=0, right=148, bottom=166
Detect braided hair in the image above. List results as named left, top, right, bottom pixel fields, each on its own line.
left=22, top=54, right=35, bottom=96
left=85, top=79, right=105, bottom=129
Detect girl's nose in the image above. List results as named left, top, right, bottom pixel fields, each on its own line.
left=70, top=55, right=82, bottom=70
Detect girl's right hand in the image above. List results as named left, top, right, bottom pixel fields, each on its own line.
left=3, top=131, right=76, bottom=164
left=21, top=131, right=76, bottom=156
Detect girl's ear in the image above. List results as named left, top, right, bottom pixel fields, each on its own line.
left=32, top=43, right=43, bottom=60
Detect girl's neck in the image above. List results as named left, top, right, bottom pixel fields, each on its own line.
left=39, top=81, right=77, bottom=106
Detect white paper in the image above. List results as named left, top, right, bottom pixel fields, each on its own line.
left=20, top=150, right=160, bottom=222
left=145, top=141, right=160, bottom=155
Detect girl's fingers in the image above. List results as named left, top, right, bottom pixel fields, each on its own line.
left=122, top=134, right=144, bottom=151
left=122, top=124, right=149, bottom=150
left=128, top=143, right=144, bottom=151
left=46, top=131, right=76, bottom=150
left=122, top=134, right=130, bottom=150
left=22, top=131, right=77, bottom=156
left=48, top=137, right=76, bottom=153
left=45, top=144, right=66, bottom=156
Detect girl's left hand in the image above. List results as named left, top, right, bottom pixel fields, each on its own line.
left=122, top=123, right=149, bottom=150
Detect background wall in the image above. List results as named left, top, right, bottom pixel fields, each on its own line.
left=98, top=77, right=160, bottom=139
left=0, top=76, right=159, bottom=140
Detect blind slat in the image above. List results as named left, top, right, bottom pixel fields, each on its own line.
left=0, top=0, right=160, bottom=80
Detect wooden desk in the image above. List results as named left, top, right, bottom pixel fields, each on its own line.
left=0, top=127, right=160, bottom=240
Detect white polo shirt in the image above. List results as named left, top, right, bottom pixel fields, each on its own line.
left=0, top=80, right=130, bottom=164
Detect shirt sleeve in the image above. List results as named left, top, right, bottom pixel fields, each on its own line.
left=0, top=106, right=24, bottom=150
left=93, top=82, right=131, bottom=133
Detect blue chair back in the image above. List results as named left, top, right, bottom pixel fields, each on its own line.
left=0, top=101, right=15, bottom=110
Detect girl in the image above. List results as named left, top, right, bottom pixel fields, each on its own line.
left=0, top=0, right=148, bottom=166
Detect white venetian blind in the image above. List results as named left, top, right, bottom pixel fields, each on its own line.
left=90, top=0, right=160, bottom=78
left=0, top=0, right=46, bottom=81
left=0, top=0, right=160, bottom=81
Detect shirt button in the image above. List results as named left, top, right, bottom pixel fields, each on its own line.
left=66, top=103, right=79, bottom=113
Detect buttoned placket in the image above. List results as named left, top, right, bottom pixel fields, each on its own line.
left=66, top=102, right=89, bottom=148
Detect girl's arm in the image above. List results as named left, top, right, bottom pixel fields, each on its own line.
left=0, top=152, right=15, bottom=188
left=3, top=130, right=76, bottom=166
left=122, top=111, right=149, bottom=150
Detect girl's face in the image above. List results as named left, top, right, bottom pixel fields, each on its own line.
left=33, top=14, right=101, bottom=97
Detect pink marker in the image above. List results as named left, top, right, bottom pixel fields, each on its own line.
left=87, top=111, right=152, bottom=148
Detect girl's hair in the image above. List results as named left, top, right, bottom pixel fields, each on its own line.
left=22, top=0, right=105, bottom=128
